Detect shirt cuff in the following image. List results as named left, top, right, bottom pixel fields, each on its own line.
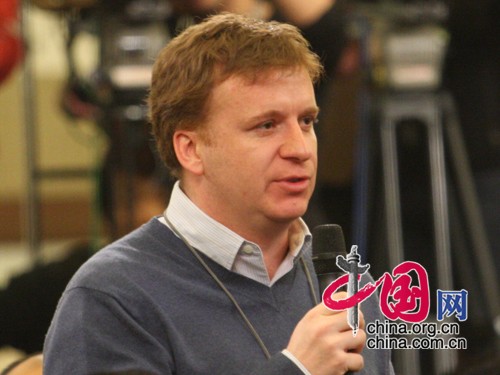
left=281, top=349, right=312, bottom=375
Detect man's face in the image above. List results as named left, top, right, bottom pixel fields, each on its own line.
left=192, top=67, right=318, bottom=233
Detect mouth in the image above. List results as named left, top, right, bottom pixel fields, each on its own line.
left=276, top=176, right=311, bottom=192
left=287, top=177, right=306, bottom=183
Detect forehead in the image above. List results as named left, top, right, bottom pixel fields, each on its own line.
left=215, top=66, right=311, bottom=91
left=220, top=65, right=309, bottom=84
left=206, top=67, right=316, bottom=117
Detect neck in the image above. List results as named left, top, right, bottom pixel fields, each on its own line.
left=236, top=220, right=292, bottom=279
left=228, top=218, right=292, bottom=268
left=180, top=178, right=297, bottom=278
left=260, top=230, right=290, bottom=279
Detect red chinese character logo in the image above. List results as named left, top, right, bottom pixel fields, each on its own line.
left=323, top=261, right=430, bottom=323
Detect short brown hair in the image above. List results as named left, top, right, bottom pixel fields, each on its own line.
left=148, top=12, right=323, bottom=178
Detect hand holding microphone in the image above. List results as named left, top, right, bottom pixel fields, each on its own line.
left=285, top=224, right=366, bottom=374
left=287, top=293, right=366, bottom=375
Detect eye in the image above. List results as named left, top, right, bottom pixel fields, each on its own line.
left=301, top=115, right=318, bottom=128
left=257, top=120, right=275, bottom=130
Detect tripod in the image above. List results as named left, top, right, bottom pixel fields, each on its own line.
left=353, top=88, right=500, bottom=374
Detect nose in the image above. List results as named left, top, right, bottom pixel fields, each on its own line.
left=279, top=122, right=315, bottom=162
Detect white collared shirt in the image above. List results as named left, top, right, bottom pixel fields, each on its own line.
left=158, top=181, right=312, bottom=286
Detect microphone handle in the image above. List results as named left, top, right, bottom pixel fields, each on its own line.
left=316, top=271, right=345, bottom=295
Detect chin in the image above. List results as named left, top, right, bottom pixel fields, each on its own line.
left=272, top=204, right=309, bottom=222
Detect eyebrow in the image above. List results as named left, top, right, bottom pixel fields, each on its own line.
left=306, top=106, right=321, bottom=116
left=248, top=106, right=321, bottom=122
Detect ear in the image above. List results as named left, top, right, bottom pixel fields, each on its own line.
left=173, top=130, right=204, bottom=176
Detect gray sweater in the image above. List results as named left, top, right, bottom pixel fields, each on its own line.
left=44, top=218, right=392, bottom=374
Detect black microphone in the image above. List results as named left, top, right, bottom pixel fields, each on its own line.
left=312, top=224, right=347, bottom=293
left=312, top=224, right=353, bottom=375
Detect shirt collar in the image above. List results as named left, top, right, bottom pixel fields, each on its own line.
left=162, top=181, right=311, bottom=284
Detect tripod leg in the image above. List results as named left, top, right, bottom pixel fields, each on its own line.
left=380, top=98, right=421, bottom=375
left=426, top=101, right=458, bottom=374
left=442, top=94, right=500, bottom=332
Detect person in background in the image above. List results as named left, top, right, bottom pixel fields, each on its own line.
left=44, top=13, right=392, bottom=374
left=0, top=244, right=93, bottom=354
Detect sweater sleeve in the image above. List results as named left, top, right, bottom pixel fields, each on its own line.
left=43, top=287, right=173, bottom=375
left=247, top=352, right=306, bottom=375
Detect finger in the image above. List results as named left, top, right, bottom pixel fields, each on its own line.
left=350, top=328, right=367, bottom=354
left=317, top=291, right=349, bottom=316
left=327, top=310, right=353, bottom=332
left=331, top=291, right=348, bottom=300
left=336, top=328, right=366, bottom=351
left=311, top=301, right=344, bottom=318
left=306, top=307, right=352, bottom=335
left=345, top=351, right=365, bottom=372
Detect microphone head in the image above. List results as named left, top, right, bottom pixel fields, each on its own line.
left=312, top=224, right=347, bottom=275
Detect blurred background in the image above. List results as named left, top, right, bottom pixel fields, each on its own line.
left=0, top=0, right=498, bottom=374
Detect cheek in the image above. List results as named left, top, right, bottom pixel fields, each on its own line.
left=310, top=134, right=318, bottom=153
left=228, top=145, right=271, bottom=170
left=310, top=139, right=319, bottom=166
left=205, top=138, right=277, bottom=184
left=206, top=148, right=252, bottom=183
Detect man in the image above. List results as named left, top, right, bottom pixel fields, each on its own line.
left=44, top=13, right=392, bottom=374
